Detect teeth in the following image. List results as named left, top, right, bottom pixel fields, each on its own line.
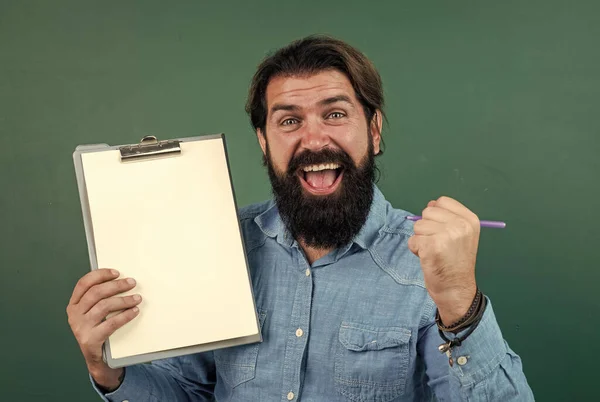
left=302, top=163, right=340, bottom=172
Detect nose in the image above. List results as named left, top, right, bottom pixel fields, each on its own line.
left=299, top=119, right=331, bottom=152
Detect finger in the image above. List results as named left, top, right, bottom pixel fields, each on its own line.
left=408, top=235, right=420, bottom=256
left=86, top=294, right=143, bottom=326
left=69, top=269, right=120, bottom=305
left=427, top=200, right=437, bottom=208
left=94, top=307, right=141, bottom=340
left=435, top=196, right=477, bottom=221
left=413, top=219, right=444, bottom=236
left=421, top=206, right=457, bottom=223
left=78, top=278, right=137, bottom=315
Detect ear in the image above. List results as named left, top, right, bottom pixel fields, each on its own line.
left=256, top=128, right=267, bottom=156
left=370, top=110, right=382, bottom=155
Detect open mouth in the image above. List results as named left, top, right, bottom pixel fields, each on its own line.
left=297, top=162, right=344, bottom=195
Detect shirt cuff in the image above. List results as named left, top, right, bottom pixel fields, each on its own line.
left=444, top=297, right=508, bottom=386
left=89, top=365, right=153, bottom=402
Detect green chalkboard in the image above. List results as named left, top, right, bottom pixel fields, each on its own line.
left=1, top=1, right=598, bottom=400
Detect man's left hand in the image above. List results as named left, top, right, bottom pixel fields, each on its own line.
left=408, top=196, right=480, bottom=326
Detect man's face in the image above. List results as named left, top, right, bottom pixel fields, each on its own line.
left=257, top=70, right=381, bottom=193
left=257, top=70, right=382, bottom=249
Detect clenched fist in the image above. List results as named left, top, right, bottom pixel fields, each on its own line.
left=408, top=196, right=480, bottom=326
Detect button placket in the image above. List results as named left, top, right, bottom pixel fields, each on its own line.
left=280, top=253, right=313, bottom=401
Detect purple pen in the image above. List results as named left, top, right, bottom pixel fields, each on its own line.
left=405, top=216, right=506, bottom=229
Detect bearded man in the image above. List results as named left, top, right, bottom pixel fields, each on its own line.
left=67, top=35, right=533, bottom=401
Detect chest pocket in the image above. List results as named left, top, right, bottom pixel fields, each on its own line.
left=213, top=309, right=267, bottom=388
left=334, top=322, right=412, bottom=402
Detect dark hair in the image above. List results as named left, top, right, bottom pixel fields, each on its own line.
left=245, top=34, right=386, bottom=153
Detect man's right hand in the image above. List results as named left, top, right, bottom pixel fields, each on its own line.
left=66, top=268, right=142, bottom=391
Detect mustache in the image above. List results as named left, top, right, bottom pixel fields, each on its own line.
left=287, top=148, right=353, bottom=176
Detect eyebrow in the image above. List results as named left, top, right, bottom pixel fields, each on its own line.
left=318, top=95, right=354, bottom=107
left=270, top=103, right=300, bottom=115
left=269, top=95, right=355, bottom=116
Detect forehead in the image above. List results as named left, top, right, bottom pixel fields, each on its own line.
left=265, top=70, right=358, bottom=110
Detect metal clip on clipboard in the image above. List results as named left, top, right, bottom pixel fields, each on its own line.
left=119, top=135, right=182, bottom=161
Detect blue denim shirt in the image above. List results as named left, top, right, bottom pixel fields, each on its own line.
left=93, top=186, right=533, bottom=401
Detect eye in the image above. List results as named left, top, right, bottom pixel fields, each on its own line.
left=281, top=118, right=299, bottom=126
left=327, top=112, right=346, bottom=119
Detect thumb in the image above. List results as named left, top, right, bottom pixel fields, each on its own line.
left=408, top=235, right=420, bottom=257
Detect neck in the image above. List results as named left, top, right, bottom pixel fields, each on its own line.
left=298, top=239, right=333, bottom=265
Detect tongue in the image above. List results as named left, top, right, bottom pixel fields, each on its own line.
left=305, top=169, right=337, bottom=188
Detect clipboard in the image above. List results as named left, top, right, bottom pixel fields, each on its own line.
left=73, top=134, right=262, bottom=368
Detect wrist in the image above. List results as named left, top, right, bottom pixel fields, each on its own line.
left=433, top=286, right=477, bottom=326
left=89, top=365, right=124, bottom=392
left=436, top=294, right=487, bottom=366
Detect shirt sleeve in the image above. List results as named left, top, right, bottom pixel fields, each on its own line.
left=90, top=352, right=216, bottom=402
left=417, top=296, right=535, bottom=401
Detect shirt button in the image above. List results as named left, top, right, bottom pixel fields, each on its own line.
left=287, top=391, right=295, bottom=400
left=296, top=328, right=304, bottom=337
left=457, top=356, right=468, bottom=366
left=305, top=268, right=311, bottom=276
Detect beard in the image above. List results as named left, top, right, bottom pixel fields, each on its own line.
left=264, top=135, right=376, bottom=250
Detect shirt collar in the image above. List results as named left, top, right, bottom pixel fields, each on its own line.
left=254, top=184, right=387, bottom=251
